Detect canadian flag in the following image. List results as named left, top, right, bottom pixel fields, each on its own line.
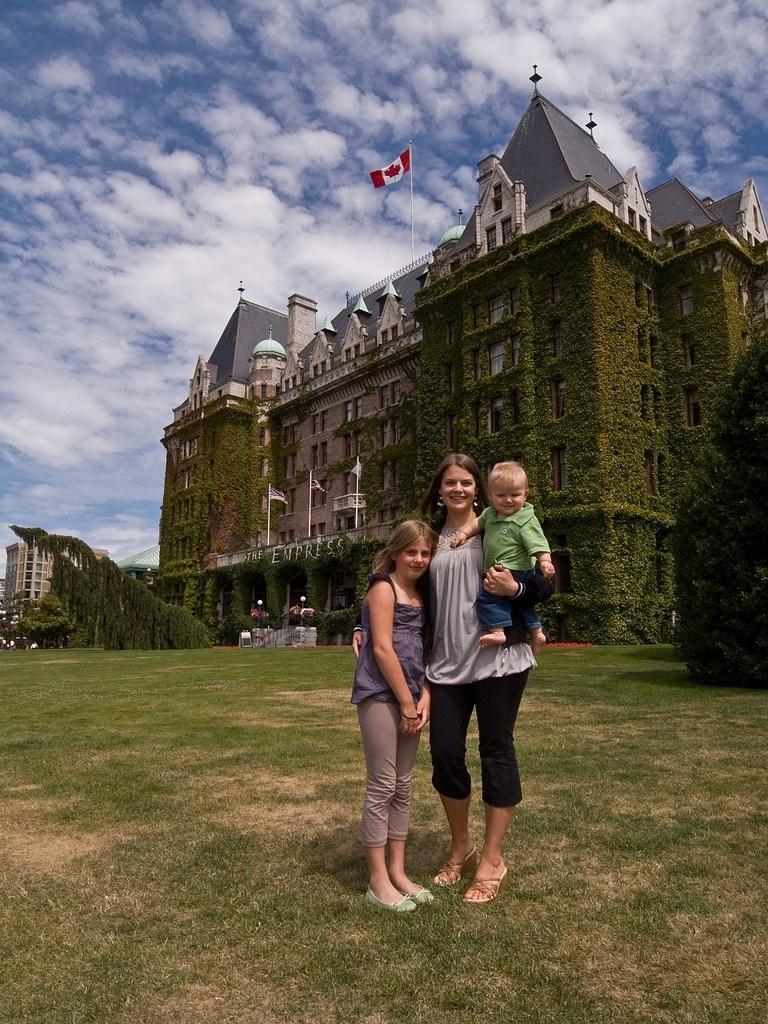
left=369, top=148, right=411, bottom=189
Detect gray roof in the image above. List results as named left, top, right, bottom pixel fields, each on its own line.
left=645, top=178, right=715, bottom=231
left=296, top=258, right=430, bottom=367
left=450, top=92, right=624, bottom=251
left=708, top=190, right=741, bottom=229
left=207, top=299, right=288, bottom=383
left=499, top=94, right=624, bottom=209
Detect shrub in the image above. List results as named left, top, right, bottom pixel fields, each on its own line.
left=675, top=335, right=768, bottom=686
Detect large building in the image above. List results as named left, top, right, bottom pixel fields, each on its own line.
left=158, top=79, right=767, bottom=643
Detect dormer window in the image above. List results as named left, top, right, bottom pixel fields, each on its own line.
left=493, top=183, right=502, bottom=212
left=486, top=225, right=497, bottom=252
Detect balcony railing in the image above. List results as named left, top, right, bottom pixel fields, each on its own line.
left=333, top=493, right=367, bottom=512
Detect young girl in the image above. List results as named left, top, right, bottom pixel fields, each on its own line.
left=351, top=520, right=437, bottom=912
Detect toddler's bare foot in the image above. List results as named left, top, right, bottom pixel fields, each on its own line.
left=530, top=629, right=547, bottom=656
left=479, top=629, right=506, bottom=648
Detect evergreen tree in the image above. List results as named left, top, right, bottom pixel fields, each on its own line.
left=675, top=334, right=768, bottom=687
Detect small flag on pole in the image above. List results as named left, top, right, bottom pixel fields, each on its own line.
left=310, top=477, right=326, bottom=492
left=369, top=148, right=411, bottom=189
left=351, top=456, right=362, bottom=477
left=268, top=485, right=287, bottom=503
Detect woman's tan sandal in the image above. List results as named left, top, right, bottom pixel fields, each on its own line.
left=463, top=866, right=508, bottom=904
left=433, top=847, right=477, bottom=887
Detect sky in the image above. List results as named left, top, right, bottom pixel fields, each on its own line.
left=1, top=0, right=767, bottom=574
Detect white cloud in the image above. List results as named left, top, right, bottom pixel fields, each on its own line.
left=53, top=1, right=103, bottom=36
left=35, top=55, right=93, bottom=92
left=175, top=0, right=236, bottom=49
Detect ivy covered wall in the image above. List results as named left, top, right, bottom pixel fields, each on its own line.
left=157, top=202, right=767, bottom=645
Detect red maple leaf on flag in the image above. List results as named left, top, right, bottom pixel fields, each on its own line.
left=384, top=162, right=402, bottom=178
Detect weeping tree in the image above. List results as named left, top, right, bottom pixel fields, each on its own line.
left=674, top=333, right=768, bottom=687
left=11, top=527, right=208, bottom=650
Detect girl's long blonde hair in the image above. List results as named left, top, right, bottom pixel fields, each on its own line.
left=372, top=519, right=438, bottom=574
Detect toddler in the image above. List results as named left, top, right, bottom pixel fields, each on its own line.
left=452, top=461, right=554, bottom=654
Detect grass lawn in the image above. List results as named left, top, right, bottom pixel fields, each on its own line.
left=0, top=645, right=766, bottom=1024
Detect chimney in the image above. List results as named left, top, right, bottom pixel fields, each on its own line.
left=477, top=154, right=500, bottom=193
left=287, top=294, right=317, bottom=357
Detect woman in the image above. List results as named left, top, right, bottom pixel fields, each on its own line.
left=355, top=453, right=548, bottom=904
left=417, top=453, right=546, bottom=903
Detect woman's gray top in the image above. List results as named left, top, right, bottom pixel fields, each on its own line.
left=426, top=531, right=535, bottom=686
left=351, top=573, right=426, bottom=705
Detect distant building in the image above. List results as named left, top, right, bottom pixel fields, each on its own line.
left=0, top=577, right=5, bottom=608
left=159, top=77, right=768, bottom=643
left=117, top=545, right=160, bottom=583
left=4, top=542, right=108, bottom=603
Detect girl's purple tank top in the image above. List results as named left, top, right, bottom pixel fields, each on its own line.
left=351, top=573, right=425, bottom=705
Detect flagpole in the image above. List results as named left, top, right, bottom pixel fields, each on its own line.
left=354, top=459, right=360, bottom=530
left=267, top=493, right=271, bottom=546
left=308, top=470, right=313, bottom=539
left=409, top=140, right=415, bottom=260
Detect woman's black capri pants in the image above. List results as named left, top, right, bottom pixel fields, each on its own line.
left=429, top=671, right=529, bottom=808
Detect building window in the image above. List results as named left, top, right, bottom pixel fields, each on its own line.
left=450, top=259, right=460, bottom=273
left=391, top=325, right=398, bottom=341
left=344, top=400, right=353, bottom=422
left=390, top=380, right=401, bottom=404
left=472, top=304, right=480, bottom=328
left=493, top=182, right=503, bottom=212
left=646, top=285, right=655, bottom=311
left=552, top=552, right=572, bottom=594
left=312, top=413, right=319, bottom=434
left=489, top=396, right=503, bottom=433
left=344, top=431, right=360, bottom=458
left=682, top=334, right=696, bottom=367
left=550, top=377, right=565, bottom=419
left=311, top=444, right=318, bottom=469
left=380, top=421, right=390, bottom=447
left=510, top=388, right=521, bottom=424
left=644, top=451, right=656, bottom=495
left=287, top=453, right=296, bottom=477
left=446, top=362, right=454, bottom=393
left=510, top=287, right=521, bottom=315
left=287, top=489, right=296, bottom=513
left=446, top=320, right=454, bottom=345
left=672, top=230, right=686, bottom=251
left=472, top=349, right=480, bottom=379
left=550, top=203, right=564, bottom=220
left=639, top=216, right=647, bottom=234
left=684, top=385, right=701, bottom=427
left=260, top=383, right=268, bottom=397
left=379, top=384, right=390, bottom=409
left=446, top=412, right=456, bottom=448
left=649, top=335, right=659, bottom=369
left=550, top=273, right=561, bottom=303
left=501, top=217, right=513, bottom=244
left=679, top=284, right=694, bottom=316
left=355, top=397, right=363, bottom=417
left=321, top=410, right=328, bottom=430
left=551, top=447, right=567, bottom=490
left=488, top=295, right=506, bottom=323
left=391, top=417, right=400, bottom=443
left=550, top=321, right=562, bottom=357
left=738, top=285, right=749, bottom=313
left=628, top=208, right=636, bottom=228
left=475, top=401, right=484, bottom=436
left=754, top=205, right=759, bottom=231
left=489, top=341, right=504, bottom=375
left=486, top=225, right=497, bottom=252
left=637, top=327, right=645, bottom=361
left=320, top=441, right=327, bottom=466
left=510, top=332, right=521, bottom=365
left=641, top=385, right=650, bottom=421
